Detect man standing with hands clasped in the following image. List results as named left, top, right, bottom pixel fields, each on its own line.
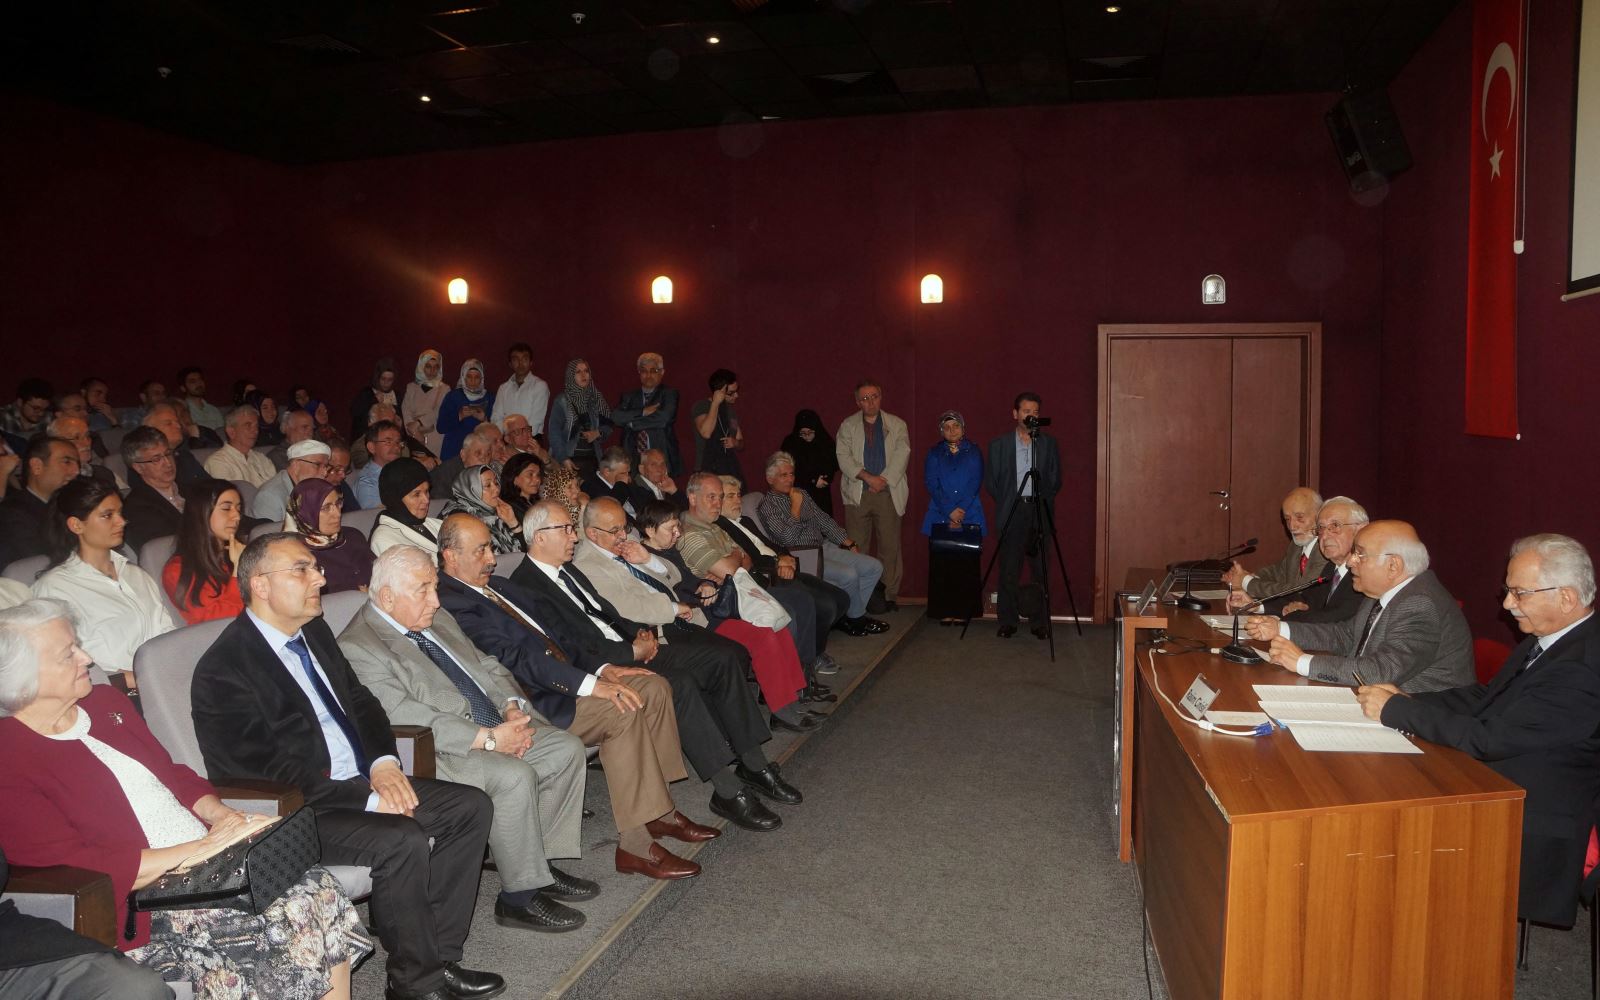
left=1356, top=534, right=1600, bottom=928
left=835, top=380, right=909, bottom=612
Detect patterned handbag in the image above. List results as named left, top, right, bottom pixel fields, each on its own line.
left=127, top=806, right=321, bottom=937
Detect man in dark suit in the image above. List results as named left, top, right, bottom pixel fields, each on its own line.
left=0, top=436, right=78, bottom=569
left=629, top=448, right=689, bottom=514
left=612, top=352, right=681, bottom=475
left=435, top=514, right=712, bottom=881
left=118, top=427, right=185, bottom=554
left=1358, top=533, right=1600, bottom=927
left=984, top=392, right=1061, bottom=639
left=190, top=533, right=502, bottom=1000
left=509, top=500, right=798, bottom=832
left=1280, top=496, right=1367, bottom=623
left=580, top=447, right=637, bottom=519
left=1245, top=520, right=1474, bottom=692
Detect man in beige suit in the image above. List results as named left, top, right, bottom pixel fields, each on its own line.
left=338, top=544, right=596, bottom=933
left=835, top=379, right=909, bottom=609
left=572, top=497, right=706, bottom=627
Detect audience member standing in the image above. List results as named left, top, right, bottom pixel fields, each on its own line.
left=984, top=392, right=1060, bottom=639
left=612, top=352, right=680, bottom=475
left=176, top=367, right=224, bottom=433
left=691, top=369, right=743, bottom=483
left=780, top=409, right=837, bottom=517
left=490, top=342, right=552, bottom=438
left=403, top=349, right=448, bottom=457
left=922, top=410, right=985, bottom=625
left=548, top=359, right=612, bottom=476
left=835, top=380, right=909, bottom=611
left=349, top=356, right=399, bottom=442
left=437, top=359, right=493, bottom=461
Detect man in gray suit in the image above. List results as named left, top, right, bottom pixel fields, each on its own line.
left=1244, top=520, right=1474, bottom=692
left=338, top=544, right=597, bottom=934
left=1223, top=486, right=1325, bottom=607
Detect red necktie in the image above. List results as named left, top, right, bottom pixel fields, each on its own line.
left=1299, top=553, right=1308, bottom=574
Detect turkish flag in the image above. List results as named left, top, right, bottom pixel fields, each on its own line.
left=1464, top=0, right=1524, bottom=438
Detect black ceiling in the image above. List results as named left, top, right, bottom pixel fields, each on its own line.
left=2, top=0, right=1459, bottom=164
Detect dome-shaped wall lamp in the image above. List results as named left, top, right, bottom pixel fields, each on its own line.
left=920, top=273, right=944, bottom=304
left=651, top=275, right=674, bottom=304
left=447, top=277, right=469, bottom=305
left=1201, top=274, right=1226, bottom=305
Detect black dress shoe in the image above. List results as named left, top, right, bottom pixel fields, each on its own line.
left=440, top=963, right=506, bottom=999
left=862, top=617, right=890, bottom=634
left=882, top=600, right=899, bottom=612
left=543, top=865, right=600, bottom=902
left=997, top=625, right=1018, bottom=638
left=494, top=894, right=585, bottom=933
left=801, top=684, right=837, bottom=704
left=839, top=618, right=871, bottom=637
left=1032, top=624, right=1051, bottom=640
left=386, top=988, right=453, bottom=1000
left=770, top=711, right=821, bottom=733
left=709, top=789, right=783, bottom=831
left=736, top=761, right=804, bottom=804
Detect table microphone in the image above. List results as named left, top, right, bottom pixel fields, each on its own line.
left=1218, top=574, right=1331, bottom=664
left=1172, top=537, right=1258, bottom=611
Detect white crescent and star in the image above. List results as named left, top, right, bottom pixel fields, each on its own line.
left=1480, top=41, right=1517, bottom=179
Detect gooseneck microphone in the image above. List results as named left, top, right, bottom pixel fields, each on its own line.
left=1218, top=574, right=1331, bottom=664
left=1171, top=537, right=1259, bottom=611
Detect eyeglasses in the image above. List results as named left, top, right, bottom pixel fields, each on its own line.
left=1503, top=586, right=1560, bottom=602
left=1347, top=549, right=1392, bottom=564
left=534, top=523, right=577, bottom=535
left=261, top=561, right=324, bottom=579
left=590, top=524, right=627, bottom=537
left=1314, top=521, right=1355, bottom=535
left=133, top=451, right=177, bottom=465
left=639, top=366, right=664, bottom=375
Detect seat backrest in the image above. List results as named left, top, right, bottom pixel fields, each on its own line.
left=189, top=447, right=217, bottom=468
left=133, top=618, right=234, bottom=774
left=428, top=498, right=447, bottom=517
left=745, top=491, right=820, bottom=575
left=102, top=454, right=129, bottom=489
left=230, top=479, right=258, bottom=508
left=1474, top=637, right=1513, bottom=686
left=99, top=426, right=127, bottom=454
left=2, top=555, right=50, bottom=586
left=139, top=535, right=182, bottom=620
left=340, top=507, right=381, bottom=539
left=322, top=590, right=368, bottom=634
left=250, top=520, right=281, bottom=541
left=495, top=551, right=523, bottom=578
left=741, top=490, right=765, bottom=521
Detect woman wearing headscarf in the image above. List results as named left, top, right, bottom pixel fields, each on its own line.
left=402, top=349, right=447, bottom=456
left=304, top=398, right=337, bottom=443
left=369, top=457, right=443, bottom=557
left=439, top=464, right=524, bottom=554
left=546, top=359, right=613, bottom=476
left=922, top=409, right=985, bottom=625
left=348, top=357, right=400, bottom=442
left=780, top=409, right=838, bottom=516
left=436, top=359, right=494, bottom=462
left=284, top=478, right=374, bottom=593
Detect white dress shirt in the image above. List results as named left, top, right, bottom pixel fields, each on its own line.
left=1243, top=536, right=1319, bottom=591
left=32, top=551, right=176, bottom=674
left=468, top=576, right=608, bottom=697
left=490, top=374, right=552, bottom=434
left=204, top=445, right=276, bottom=488
left=245, top=610, right=398, bottom=810
left=1283, top=574, right=1418, bottom=675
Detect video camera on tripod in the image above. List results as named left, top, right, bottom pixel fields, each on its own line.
left=1022, top=414, right=1052, bottom=430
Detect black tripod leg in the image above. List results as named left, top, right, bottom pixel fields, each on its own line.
left=962, top=495, right=1020, bottom=640
left=1036, top=496, right=1083, bottom=637
left=1029, top=497, right=1057, bottom=662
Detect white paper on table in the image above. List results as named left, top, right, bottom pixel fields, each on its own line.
left=1252, top=684, right=1358, bottom=705
left=1259, top=703, right=1374, bottom=727
left=1203, top=710, right=1272, bottom=726
left=1288, top=724, right=1422, bottom=754
left=1187, top=589, right=1231, bottom=600
left=1200, top=614, right=1237, bottom=631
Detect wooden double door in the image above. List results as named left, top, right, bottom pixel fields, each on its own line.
left=1094, top=324, right=1321, bottom=621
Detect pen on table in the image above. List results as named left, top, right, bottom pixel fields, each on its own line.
left=1352, top=670, right=1367, bottom=689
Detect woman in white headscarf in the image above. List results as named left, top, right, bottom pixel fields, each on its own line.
left=402, top=349, right=447, bottom=455
left=547, top=358, right=613, bottom=475
left=435, top=358, right=494, bottom=461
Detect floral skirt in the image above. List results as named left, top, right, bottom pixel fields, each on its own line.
left=128, top=866, right=373, bottom=1000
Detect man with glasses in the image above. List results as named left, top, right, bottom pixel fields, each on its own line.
left=118, top=427, right=187, bottom=552
left=253, top=438, right=334, bottom=523
left=354, top=420, right=406, bottom=510
left=325, top=442, right=361, bottom=513
left=501, top=412, right=550, bottom=463
left=1356, top=533, right=1600, bottom=929
left=613, top=352, right=680, bottom=475
left=46, top=413, right=124, bottom=493
left=1244, top=519, right=1473, bottom=692
left=193, top=533, right=503, bottom=1000
left=1224, top=486, right=1324, bottom=607
left=835, top=379, right=909, bottom=612
left=1278, top=496, right=1369, bottom=623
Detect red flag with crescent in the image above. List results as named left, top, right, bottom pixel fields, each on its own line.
left=1465, top=0, right=1525, bottom=438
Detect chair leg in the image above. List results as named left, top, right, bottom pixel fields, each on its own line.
left=1517, top=917, right=1531, bottom=971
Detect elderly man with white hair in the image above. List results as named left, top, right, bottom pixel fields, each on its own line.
left=612, top=351, right=680, bottom=475
left=1278, top=495, right=1370, bottom=623
left=758, top=451, right=887, bottom=636
left=338, top=545, right=595, bottom=933
left=1244, top=519, right=1474, bottom=692
left=268, top=406, right=315, bottom=471
left=202, top=405, right=275, bottom=487
left=430, top=424, right=496, bottom=499
left=46, top=413, right=124, bottom=493
left=1223, top=486, right=1325, bottom=608
left=252, top=438, right=334, bottom=523
left=1358, top=533, right=1600, bottom=929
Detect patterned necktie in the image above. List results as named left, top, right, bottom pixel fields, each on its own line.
left=284, top=635, right=369, bottom=775
left=617, top=555, right=676, bottom=597
left=481, top=584, right=568, bottom=662
left=1481, top=641, right=1546, bottom=713
left=1355, top=601, right=1384, bottom=655
left=560, top=566, right=605, bottom=616
left=406, top=630, right=502, bottom=727
left=1517, top=641, right=1545, bottom=675
left=1299, top=551, right=1309, bottom=574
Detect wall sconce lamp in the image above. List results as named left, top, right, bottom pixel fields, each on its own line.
left=447, top=278, right=469, bottom=305
left=1201, top=274, right=1226, bottom=305
left=920, top=273, right=944, bottom=304
left=651, top=275, right=674, bottom=304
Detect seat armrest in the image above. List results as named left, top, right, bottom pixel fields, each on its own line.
left=788, top=543, right=822, bottom=577
left=5, top=864, right=117, bottom=946
left=214, top=780, right=306, bottom=816
left=393, top=725, right=436, bottom=780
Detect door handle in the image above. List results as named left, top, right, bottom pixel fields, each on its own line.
left=1219, top=502, right=1230, bottom=511
left=1209, top=490, right=1230, bottom=498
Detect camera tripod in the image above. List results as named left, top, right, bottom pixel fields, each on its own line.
left=962, top=434, right=1081, bottom=662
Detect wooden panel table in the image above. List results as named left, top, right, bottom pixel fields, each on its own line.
left=1116, top=594, right=1523, bottom=1000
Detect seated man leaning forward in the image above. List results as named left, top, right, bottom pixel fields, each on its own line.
left=1243, top=519, right=1474, bottom=692
left=1223, top=486, right=1325, bottom=609
left=338, top=544, right=596, bottom=933
left=1357, top=533, right=1600, bottom=929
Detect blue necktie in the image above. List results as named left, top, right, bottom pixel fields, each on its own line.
left=284, top=635, right=369, bottom=775
left=618, top=555, right=676, bottom=598
left=407, top=630, right=503, bottom=728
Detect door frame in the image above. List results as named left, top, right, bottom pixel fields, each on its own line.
left=1094, top=322, right=1322, bottom=621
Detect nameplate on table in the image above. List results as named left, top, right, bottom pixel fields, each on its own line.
left=1180, top=674, right=1219, bottom=720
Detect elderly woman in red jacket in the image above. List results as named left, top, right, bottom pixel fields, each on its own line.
left=0, top=598, right=369, bottom=1000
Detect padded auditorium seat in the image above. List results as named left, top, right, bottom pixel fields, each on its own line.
left=743, top=490, right=823, bottom=577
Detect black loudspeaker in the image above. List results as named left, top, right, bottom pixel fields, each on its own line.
left=1325, top=88, right=1413, bottom=192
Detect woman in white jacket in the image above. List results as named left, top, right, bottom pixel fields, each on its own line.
left=368, top=457, right=442, bottom=557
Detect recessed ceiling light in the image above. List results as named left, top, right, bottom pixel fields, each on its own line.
left=419, top=94, right=432, bottom=102
left=1105, top=4, right=1121, bottom=11
left=706, top=35, right=721, bottom=44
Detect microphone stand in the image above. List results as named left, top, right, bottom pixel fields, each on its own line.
left=1219, top=574, right=1331, bottom=664
left=1170, top=538, right=1257, bottom=612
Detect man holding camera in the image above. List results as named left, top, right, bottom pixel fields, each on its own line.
left=985, top=393, right=1060, bottom=639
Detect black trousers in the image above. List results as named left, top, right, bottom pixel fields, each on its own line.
left=790, top=572, right=847, bottom=650
left=766, top=584, right=819, bottom=663
left=997, top=498, right=1049, bottom=626
left=316, top=778, right=493, bottom=995
left=651, top=627, right=772, bottom=780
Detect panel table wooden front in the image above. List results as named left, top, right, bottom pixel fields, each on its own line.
left=1130, top=607, right=1523, bottom=1000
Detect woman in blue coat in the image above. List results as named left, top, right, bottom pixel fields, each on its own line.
left=922, top=409, right=986, bottom=624
left=436, top=358, right=494, bottom=461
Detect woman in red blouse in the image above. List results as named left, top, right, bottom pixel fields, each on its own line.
left=160, top=478, right=246, bottom=625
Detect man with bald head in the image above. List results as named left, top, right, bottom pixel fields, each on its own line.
left=1245, top=519, right=1473, bottom=692
left=140, top=401, right=209, bottom=486
left=630, top=447, right=687, bottom=513
left=46, top=413, right=123, bottom=493
left=1358, top=533, right=1600, bottom=928
left=1224, top=486, right=1326, bottom=607
left=268, top=407, right=315, bottom=471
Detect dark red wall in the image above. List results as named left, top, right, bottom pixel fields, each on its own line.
left=2, top=87, right=1385, bottom=602
left=1381, top=0, right=1600, bottom=639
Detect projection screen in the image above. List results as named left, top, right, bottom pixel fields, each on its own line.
left=1571, top=0, right=1600, bottom=294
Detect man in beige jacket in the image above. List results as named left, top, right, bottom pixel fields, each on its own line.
left=835, top=379, right=909, bottom=609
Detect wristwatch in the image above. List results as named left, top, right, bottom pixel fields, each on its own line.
left=483, top=733, right=497, bottom=752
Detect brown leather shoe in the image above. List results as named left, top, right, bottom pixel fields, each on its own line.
left=646, top=810, right=720, bottom=843
left=615, top=842, right=701, bottom=880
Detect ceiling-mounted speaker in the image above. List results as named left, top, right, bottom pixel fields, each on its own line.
left=1325, top=88, right=1413, bottom=192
